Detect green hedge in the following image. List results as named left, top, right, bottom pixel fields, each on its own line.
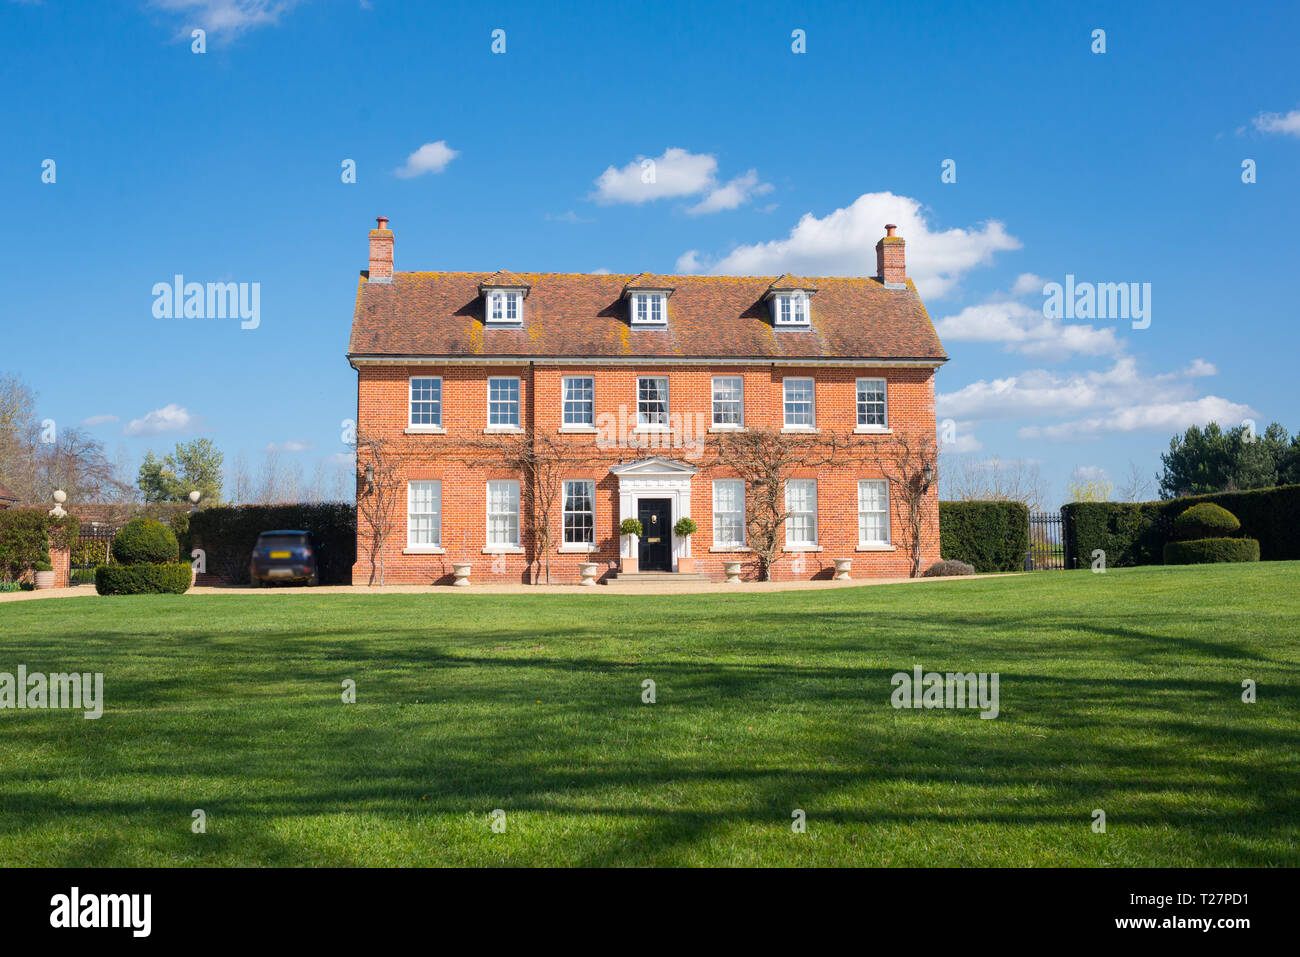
left=112, top=518, right=180, bottom=564
left=94, top=562, right=192, bottom=595
left=188, top=503, right=355, bottom=585
left=1163, top=537, right=1260, bottom=565
left=0, top=507, right=79, bottom=581
left=939, top=501, right=1030, bottom=572
left=1063, top=485, right=1300, bottom=567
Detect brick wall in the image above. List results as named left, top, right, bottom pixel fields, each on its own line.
left=352, top=363, right=940, bottom=583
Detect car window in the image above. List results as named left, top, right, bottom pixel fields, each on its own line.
left=258, top=534, right=309, bottom=548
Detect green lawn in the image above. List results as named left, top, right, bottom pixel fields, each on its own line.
left=1, top=563, right=1297, bottom=867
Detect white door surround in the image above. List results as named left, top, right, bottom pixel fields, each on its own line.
left=610, top=456, right=698, bottom=570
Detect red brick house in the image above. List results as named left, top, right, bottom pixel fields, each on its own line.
left=0, top=480, right=17, bottom=509
left=348, top=218, right=946, bottom=584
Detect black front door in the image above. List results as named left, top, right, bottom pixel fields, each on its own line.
left=638, top=499, right=672, bottom=571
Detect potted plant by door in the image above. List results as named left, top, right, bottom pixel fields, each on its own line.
left=619, top=518, right=642, bottom=574
left=33, top=560, right=55, bottom=590
left=673, top=517, right=698, bottom=573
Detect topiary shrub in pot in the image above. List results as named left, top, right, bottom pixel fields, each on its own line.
left=33, top=559, right=55, bottom=589
left=922, top=559, right=976, bottom=577
left=673, top=517, right=698, bottom=573
left=619, top=518, right=642, bottom=573
left=111, top=518, right=180, bottom=565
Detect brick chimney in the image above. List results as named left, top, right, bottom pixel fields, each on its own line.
left=368, top=216, right=394, bottom=282
left=875, top=223, right=905, bottom=287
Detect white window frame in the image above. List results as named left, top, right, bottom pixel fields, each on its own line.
left=712, top=479, right=746, bottom=549
left=772, top=291, right=810, bottom=326
left=487, top=376, right=521, bottom=428
left=858, top=479, right=891, bottom=546
left=408, top=376, right=443, bottom=428
left=785, top=478, right=818, bottom=548
left=783, top=377, right=816, bottom=429
left=485, top=479, right=521, bottom=548
left=631, top=292, right=667, bottom=326
left=486, top=290, right=523, bottom=325
left=562, top=479, right=596, bottom=546
left=562, top=376, right=594, bottom=428
left=856, top=377, right=888, bottom=430
left=407, top=480, right=442, bottom=548
left=711, top=376, right=744, bottom=428
left=637, top=376, right=670, bottom=429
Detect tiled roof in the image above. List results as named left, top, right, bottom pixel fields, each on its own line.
left=348, top=271, right=947, bottom=362
left=479, top=269, right=529, bottom=290
left=768, top=273, right=818, bottom=293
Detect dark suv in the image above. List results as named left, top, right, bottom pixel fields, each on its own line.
left=249, top=530, right=319, bottom=586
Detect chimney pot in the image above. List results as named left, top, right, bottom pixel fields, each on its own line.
left=885, top=223, right=897, bottom=237
left=376, top=216, right=389, bottom=230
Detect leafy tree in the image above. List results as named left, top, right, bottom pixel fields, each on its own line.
left=1158, top=422, right=1293, bottom=498
left=1066, top=478, right=1114, bottom=503
left=137, top=439, right=224, bottom=504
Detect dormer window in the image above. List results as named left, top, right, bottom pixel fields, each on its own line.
left=488, top=290, right=521, bottom=324
left=479, top=271, right=530, bottom=326
left=773, top=291, right=810, bottom=326
left=624, top=276, right=673, bottom=327
left=631, top=292, right=667, bottom=326
left=765, top=275, right=816, bottom=328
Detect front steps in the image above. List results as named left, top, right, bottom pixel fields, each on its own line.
left=602, top=570, right=714, bottom=589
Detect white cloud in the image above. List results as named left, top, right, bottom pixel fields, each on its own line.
left=675, top=249, right=705, bottom=273
left=935, top=300, right=1123, bottom=359
left=1071, top=465, right=1108, bottom=482
left=1253, top=108, right=1300, bottom=137
left=265, top=439, right=314, bottom=452
left=591, top=148, right=771, bottom=213
left=1020, top=396, right=1256, bottom=441
left=938, top=357, right=1254, bottom=442
left=150, top=0, right=298, bottom=38
left=687, top=170, right=774, bottom=215
left=1010, top=272, right=1047, bottom=296
left=394, top=141, right=458, bottom=179
left=592, top=148, right=717, bottom=204
left=937, top=357, right=1224, bottom=422
left=123, top=404, right=199, bottom=436
left=80, top=414, right=120, bottom=427
left=327, top=451, right=355, bottom=467
left=546, top=210, right=593, bottom=224
left=940, top=432, right=983, bottom=453
left=685, top=192, right=1021, bottom=298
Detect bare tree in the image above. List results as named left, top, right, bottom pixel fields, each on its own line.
left=466, top=431, right=608, bottom=584
left=353, top=431, right=412, bottom=585
left=941, top=454, right=1047, bottom=512
left=707, top=429, right=849, bottom=581
left=873, top=431, right=939, bottom=578
left=1116, top=459, right=1155, bottom=503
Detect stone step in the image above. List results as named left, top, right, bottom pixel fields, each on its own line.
left=604, top=572, right=713, bottom=585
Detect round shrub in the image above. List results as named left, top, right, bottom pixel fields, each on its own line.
left=923, top=559, right=976, bottom=577
left=33, top=560, right=53, bottom=572
left=619, top=518, right=643, bottom=537
left=94, top=562, right=192, bottom=595
left=1173, top=503, right=1240, bottom=541
left=674, top=517, right=698, bottom=538
left=1163, top=537, right=1260, bottom=565
left=111, top=518, right=179, bottom=565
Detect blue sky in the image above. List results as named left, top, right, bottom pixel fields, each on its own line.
left=3, top=0, right=1297, bottom=506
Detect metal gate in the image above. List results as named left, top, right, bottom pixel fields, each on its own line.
left=1026, top=511, right=1068, bottom=570
left=70, top=524, right=116, bottom=585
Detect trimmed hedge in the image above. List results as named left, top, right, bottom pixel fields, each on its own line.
left=94, top=562, right=192, bottom=595
left=1163, top=537, right=1260, bottom=565
left=939, top=501, right=1030, bottom=572
left=1064, top=484, right=1300, bottom=567
left=923, top=559, right=976, bottom=577
left=0, top=507, right=79, bottom=581
left=1173, top=503, right=1240, bottom=540
left=112, top=518, right=180, bottom=564
left=188, top=503, right=355, bottom=585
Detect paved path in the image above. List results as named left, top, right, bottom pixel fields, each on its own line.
left=0, top=573, right=1014, bottom=602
